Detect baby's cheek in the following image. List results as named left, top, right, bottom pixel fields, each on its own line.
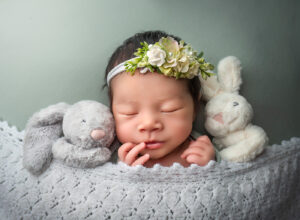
left=169, top=117, right=193, bottom=137
left=115, top=124, right=128, bottom=143
left=115, top=121, right=135, bottom=144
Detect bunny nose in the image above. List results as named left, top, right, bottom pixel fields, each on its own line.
left=213, top=112, right=224, bottom=124
left=90, top=129, right=105, bottom=141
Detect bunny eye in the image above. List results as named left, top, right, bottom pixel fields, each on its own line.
left=233, top=102, right=239, bottom=106
left=81, top=119, right=86, bottom=123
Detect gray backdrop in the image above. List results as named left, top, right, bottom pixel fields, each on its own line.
left=0, top=0, right=299, bottom=144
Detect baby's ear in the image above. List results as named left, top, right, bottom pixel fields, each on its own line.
left=217, top=56, right=242, bottom=93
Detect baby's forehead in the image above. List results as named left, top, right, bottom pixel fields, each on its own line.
left=110, top=71, right=192, bottom=103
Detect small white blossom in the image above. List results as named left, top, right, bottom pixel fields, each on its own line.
left=163, top=58, right=177, bottom=68
left=189, top=63, right=200, bottom=76
left=181, top=63, right=189, bottom=73
left=140, top=67, right=150, bottom=74
left=175, top=55, right=189, bottom=73
left=146, top=45, right=166, bottom=67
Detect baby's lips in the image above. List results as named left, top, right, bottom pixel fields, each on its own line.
left=90, top=129, right=105, bottom=140
left=213, top=112, right=224, bottom=124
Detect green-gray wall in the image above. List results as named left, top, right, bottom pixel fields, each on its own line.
left=0, top=0, right=299, bottom=144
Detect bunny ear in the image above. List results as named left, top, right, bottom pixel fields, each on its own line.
left=26, top=102, right=70, bottom=128
left=199, top=73, right=222, bottom=101
left=23, top=102, right=70, bottom=175
left=217, top=56, right=242, bottom=93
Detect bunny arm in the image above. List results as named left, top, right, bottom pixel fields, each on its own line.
left=213, top=128, right=249, bottom=150
left=52, top=137, right=112, bottom=168
left=217, top=125, right=268, bottom=162
left=23, top=102, right=70, bottom=175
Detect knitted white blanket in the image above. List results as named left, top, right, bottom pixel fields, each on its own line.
left=0, top=120, right=300, bottom=220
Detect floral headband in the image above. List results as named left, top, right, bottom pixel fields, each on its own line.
left=106, top=36, right=214, bottom=85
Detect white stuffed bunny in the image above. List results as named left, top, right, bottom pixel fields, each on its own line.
left=200, top=56, right=268, bottom=162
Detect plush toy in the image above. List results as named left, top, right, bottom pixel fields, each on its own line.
left=23, top=100, right=116, bottom=175
left=200, top=56, right=268, bottom=162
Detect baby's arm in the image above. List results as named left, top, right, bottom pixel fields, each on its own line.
left=118, top=142, right=150, bottom=166
left=181, top=135, right=215, bottom=166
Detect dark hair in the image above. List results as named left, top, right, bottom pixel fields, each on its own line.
left=103, top=30, right=201, bottom=112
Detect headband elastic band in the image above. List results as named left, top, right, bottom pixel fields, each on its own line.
left=106, top=58, right=136, bottom=86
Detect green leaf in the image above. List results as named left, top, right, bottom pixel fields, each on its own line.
left=197, top=51, right=204, bottom=58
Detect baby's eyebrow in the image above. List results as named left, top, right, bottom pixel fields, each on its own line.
left=113, top=96, right=186, bottom=106
left=156, top=96, right=186, bottom=102
left=113, top=100, right=138, bottom=105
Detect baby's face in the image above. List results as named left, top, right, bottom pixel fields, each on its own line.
left=111, top=70, right=195, bottom=160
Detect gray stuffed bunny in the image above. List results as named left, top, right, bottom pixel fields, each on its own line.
left=23, top=100, right=116, bottom=175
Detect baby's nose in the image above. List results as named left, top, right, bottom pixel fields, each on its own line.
left=90, top=129, right=105, bottom=141
left=138, top=117, right=162, bottom=132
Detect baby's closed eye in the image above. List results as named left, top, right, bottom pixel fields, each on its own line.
left=115, top=104, right=138, bottom=116
left=161, top=107, right=183, bottom=113
left=118, top=111, right=138, bottom=116
left=160, top=102, right=184, bottom=113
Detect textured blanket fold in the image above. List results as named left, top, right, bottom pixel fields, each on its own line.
left=0, top=121, right=300, bottom=219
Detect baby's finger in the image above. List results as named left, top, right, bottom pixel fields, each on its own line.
left=118, top=142, right=135, bottom=162
left=188, top=141, right=208, bottom=150
left=192, top=141, right=215, bottom=158
left=181, top=146, right=204, bottom=159
left=125, top=142, right=146, bottom=165
left=189, top=143, right=213, bottom=156
left=131, top=154, right=150, bottom=166
left=186, top=154, right=207, bottom=166
left=196, top=135, right=212, bottom=145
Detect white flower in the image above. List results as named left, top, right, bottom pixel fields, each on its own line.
left=146, top=45, right=166, bottom=67
left=175, top=55, right=189, bottom=73
left=163, top=58, right=177, bottom=68
left=188, top=62, right=200, bottom=76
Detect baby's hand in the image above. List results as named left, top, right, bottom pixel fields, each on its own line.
left=181, top=135, right=215, bottom=166
left=118, top=142, right=150, bottom=166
